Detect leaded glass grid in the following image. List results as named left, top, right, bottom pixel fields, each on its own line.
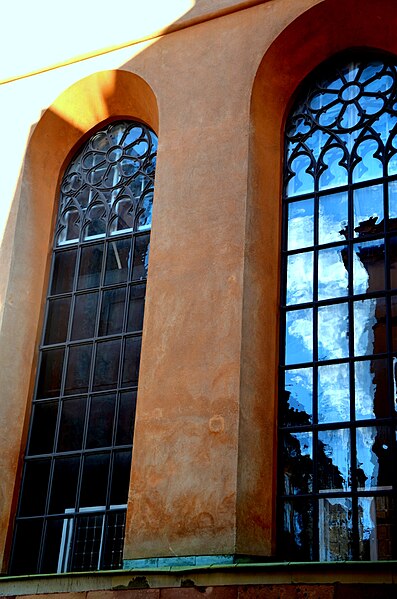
left=279, top=54, right=397, bottom=561
left=9, top=121, right=157, bottom=575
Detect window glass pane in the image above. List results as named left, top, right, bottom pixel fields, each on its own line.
left=358, top=496, right=395, bottom=560
left=354, top=184, right=384, bottom=237
left=93, top=340, right=121, bottom=391
left=77, top=244, right=104, bottom=290
left=354, top=297, right=387, bottom=356
left=71, top=292, right=98, bottom=340
left=353, top=239, right=385, bottom=294
left=281, top=500, right=314, bottom=561
left=57, top=397, right=87, bottom=452
left=64, top=344, right=92, bottom=395
left=10, top=520, right=42, bottom=575
left=318, top=497, right=353, bottom=561
left=389, top=236, right=397, bottom=288
left=355, top=358, right=390, bottom=420
left=41, top=518, right=64, bottom=574
left=388, top=180, right=397, bottom=229
left=122, top=337, right=141, bottom=387
left=110, top=450, right=132, bottom=504
left=19, top=460, right=51, bottom=516
left=99, top=288, right=126, bottom=337
left=318, top=303, right=349, bottom=360
left=127, top=285, right=146, bottom=332
left=318, top=363, right=350, bottom=424
left=287, top=199, right=314, bottom=250
left=282, top=431, right=313, bottom=495
left=51, top=250, right=77, bottom=295
left=318, top=146, right=348, bottom=190
left=132, top=235, right=150, bottom=280
left=49, top=456, right=80, bottom=514
left=44, top=297, right=71, bottom=344
left=37, top=348, right=65, bottom=399
left=79, top=453, right=110, bottom=508
left=28, top=401, right=58, bottom=455
left=86, top=394, right=116, bottom=449
left=116, top=390, right=137, bottom=445
left=285, top=309, right=313, bottom=365
left=101, top=511, right=126, bottom=570
left=286, top=154, right=314, bottom=198
left=356, top=426, right=393, bottom=491
left=104, top=238, right=131, bottom=285
left=318, top=429, right=350, bottom=491
left=318, top=246, right=348, bottom=301
left=71, top=513, right=104, bottom=571
left=281, top=368, right=312, bottom=426
left=286, top=252, right=313, bottom=305
left=353, top=140, right=383, bottom=184
left=318, top=191, right=348, bottom=245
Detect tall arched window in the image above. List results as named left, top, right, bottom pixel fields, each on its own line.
left=279, top=53, right=397, bottom=561
left=10, top=121, right=157, bottom=575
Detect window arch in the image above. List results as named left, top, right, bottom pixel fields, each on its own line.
left=279, top=53, right=397, bottom=561
left=10, top=120, right=157, bottom=575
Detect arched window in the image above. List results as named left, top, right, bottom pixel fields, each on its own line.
left=279, top=53, right=397, bottom=561
left=10, top=121, right=157, bottom=575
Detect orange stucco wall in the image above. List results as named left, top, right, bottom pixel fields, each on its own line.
left=2, top=0, right=397, bottom=578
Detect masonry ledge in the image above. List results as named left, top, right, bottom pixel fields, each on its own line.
left=0, top=561, right=396, bottom=596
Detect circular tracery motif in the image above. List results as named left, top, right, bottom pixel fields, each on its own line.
left=287, top=58, right=397, bottom=139
left=57, top=121, right=157, bottom=245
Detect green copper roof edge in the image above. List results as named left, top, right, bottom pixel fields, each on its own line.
left=1, top=559, right=397, bottom=582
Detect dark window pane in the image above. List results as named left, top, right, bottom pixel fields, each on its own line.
left=110, top=450, right=132, bottom=505
left=99, top=288, right=126, bottom=337
left=116, top=390, right=137, bottom=445
left=93, top=340, right=121, bottom=391
left=71, top=292, right=98, bottom=340
left=281, top=369, right=312, bottom=426
left=353, top=239, right=385, bottom=294
left=51, top=249, right=77, bottom=295
left=79, top=453, right=110, bottom=508
left=281, top=500, right=314, bottom=561
left=41, top=518, right=65, bottom=573
left=132, top=234, right=150, bottom=280
left=64, top=344, right=92, bottom=395
left=389, top=235, right=397, bottom=288
left=356, top=426, right=393, bottom=491
left=104, top=238, right=131, bottom=285
left=28, top=401, right=58, bottom=455
left=358, top=496, right=396, bottom=560
left=49, top=456, right=80, bottom=514
left=355, top=358, right=390, bottom=420
left=37, top=348, right=65, bottom=399
left=10, top=519, right=43, bottom=575
left=127, top=284, right=145, bottom=332
left=57, top=397, right=86, bottom=452
left=318, top=429, right=350, bottom=492
left=86, top=394, right=116, bottom=449
left=355, top=297, right=387, bottom=356
left=122, top=337, right=141, bottom=387
left=44, top=297, right=71, bottom=344
left=19, top=459, right=51, bottom=516
left=318, top=497, right=353, bottom=561
left=77, top=244, right=104, bottom=290
left=282, top=431, right=313, bottom=495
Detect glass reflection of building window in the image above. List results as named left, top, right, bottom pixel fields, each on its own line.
left=10, top=121, right=158, bottom=575
left=279, top=54, right=397, bottom=561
